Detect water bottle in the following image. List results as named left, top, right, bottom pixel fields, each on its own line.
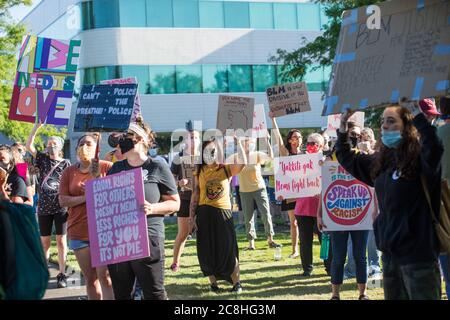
left=274, top=244, right=282, bottom=261
left=320, top=233, right=330, bottom=260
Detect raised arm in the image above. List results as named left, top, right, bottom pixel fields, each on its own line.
left=269, top=111, right=289, bottom=157
left=229, top=138, right=247, bottom=176
left=26, top=122, right=43, bottom=158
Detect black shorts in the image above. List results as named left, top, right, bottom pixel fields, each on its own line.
left=177, top=199, right=190, bottom=218
left=38, top=213, right=68, bottom=236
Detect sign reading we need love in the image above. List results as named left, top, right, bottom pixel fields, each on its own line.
left=86, top=168, right=149, bottom=267
left=321, top=162, right=374, bottom=231
left=274, top=153, right=322, bottom=200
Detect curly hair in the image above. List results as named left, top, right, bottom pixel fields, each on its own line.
left=371, top=106, right=421, bottom=180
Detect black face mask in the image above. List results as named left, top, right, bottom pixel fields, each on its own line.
left=119, top=137, right=136, bottom=155
left=108, top=134, right=121, bottom=148
left=350, top=137, right=358, bottom=148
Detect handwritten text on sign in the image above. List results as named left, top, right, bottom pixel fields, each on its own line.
left=326, top=112, right=364, bottom=138
left=274, top=153, right=322, bottom=199
left=252, top=104, right=268, bottom=138
left=266, top=82, right=311, bottom=117
left=321, top=162, right=374, bottom=231
left=217, top=95, right=255, bottom=135
left=86, top=168, right=149, bottom=267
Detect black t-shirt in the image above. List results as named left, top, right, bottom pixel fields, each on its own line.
left=35, top=152, right=71, bottom=215
left=170, top=152, right=198, bottom=201
left=108, top=157, right=178, bottom=238
left=5, top=171, right=28, bottom=202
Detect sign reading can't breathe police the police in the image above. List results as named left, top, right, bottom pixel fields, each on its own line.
left=73, top=84, right=138, bottom=132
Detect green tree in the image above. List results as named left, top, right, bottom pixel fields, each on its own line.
left=0, top=0, right=66, bottom=150
left=271, top=0, right=384, bottom=129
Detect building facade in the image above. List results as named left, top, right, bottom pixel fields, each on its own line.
left=21, top=0, right=330, bottom=159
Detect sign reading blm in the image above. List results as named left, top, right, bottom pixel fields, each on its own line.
left=74, top=84, right=138, bottom=132
left=324, top=0, right=450, bottom=115
left=266, top=82, right=311, bottom=117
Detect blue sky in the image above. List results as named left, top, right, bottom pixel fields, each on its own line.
left=9, top=0, right=41, bottom=22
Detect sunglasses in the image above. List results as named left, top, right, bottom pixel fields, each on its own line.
left=306, top=142, right=318, bottom=146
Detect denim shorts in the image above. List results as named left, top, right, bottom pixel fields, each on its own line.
left=69, top=239, right=90, bottom=251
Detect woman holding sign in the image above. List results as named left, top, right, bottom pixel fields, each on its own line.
left=269, top=111, right=301, bottom=258
left=106, top=117, right=180, bottom=300
left=190, top=137, right=247, bottom=294
left=59, top=134, right=114, bottom=300
left=334, top=101, right=443, bottom=300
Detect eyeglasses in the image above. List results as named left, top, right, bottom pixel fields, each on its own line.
left=306, top=142, right=318, bottom=146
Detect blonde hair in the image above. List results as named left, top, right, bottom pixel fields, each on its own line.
left=307, top=133, right=325, bottom=147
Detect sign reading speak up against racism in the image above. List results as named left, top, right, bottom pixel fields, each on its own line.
left=100, top=77, right=141, bottom=123
left=266, top=82, right=311, bottom=117
left=217, top=95, right=255, bottom=135
left=252, top=104, right=268, bottom=138
left=323, top=0, right=450, bottom=116
left=321, top=162, right=374, bottom=231
left=86, top=168, right=149, bottom=267
left=274, top=153, right=322, bottom=200
left=326, top=111, right=365, bottom=138
left=73, top=84, right=138, bottom=132
left=9, top=35, right=81, bottom=125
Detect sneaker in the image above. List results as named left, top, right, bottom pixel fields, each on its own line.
left=56, top=273, right=67, bottom=288
left=358, top=294, right=370, bottom=300
left=289, top=252, right=299, bottom=259
left=230, top=282, right=243, bottom=294
left=187, top=234, right=193, bottom=241
left=268, top=241, right=281, bottom=248
left=210, top=284, right=220, bottom=293
left=301, top=271, right=312, bottom=277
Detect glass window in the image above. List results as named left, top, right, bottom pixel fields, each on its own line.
left=199, top=1, right=224, bottom=28
left=146, top=0, right=173, bottom=27
left=224, top=2, right=249, bottom=28
left=83, top=68, right=96, bottom=84
left=304, top=66, right=323, bottom=83
left=249, top=3, right=273, bottom=29
left=121, top=66, right=151, bottom=94
left=252, top=65, right=277, bottom=92
left=176, top=65, right=202, bottom=93
left=273, top=3, right=297, bottom=30
left=202, top=65, right=228, bottom=93
left=119, top=0, right=146, bottom=27
left=320, top=4, right=330, bottom=29
left=297, top=3, right=320, bottom=30
left=93, top=0, right=120, bottom=28
left=81, top=1, right=93, bottom=30
left=94, top=66, right=121, bottom=83
left=173, top=0, right=199, bottom=28
left=228, top=65, right=252, bottom=92
left=149, top=66, right=176, bottom=94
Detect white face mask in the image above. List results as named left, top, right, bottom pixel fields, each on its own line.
left=203, top=150, right=216, bottom=165
left=357, top=141, right=371, bottom=152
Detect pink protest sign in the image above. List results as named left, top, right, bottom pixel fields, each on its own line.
left=274, top=153, right=322, bottom=199
left=86, top=168, right=149, bottom=267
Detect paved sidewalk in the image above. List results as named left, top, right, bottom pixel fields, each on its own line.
left=43, top=263, right=86, bottom=300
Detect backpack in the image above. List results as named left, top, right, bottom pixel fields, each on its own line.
left=0, top=201, right=49, bottom=299
left=421, top=177, right=450, bottom=254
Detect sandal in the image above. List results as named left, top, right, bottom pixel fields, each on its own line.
left=289, top=252, right=299, bottom=258
left=268, top=241, right=281, bottom=248
left=358, top=294, right=370, bottom=300
left=244, top=246, right=255, bottom=251
left=170, top=263, right=179, bottom=272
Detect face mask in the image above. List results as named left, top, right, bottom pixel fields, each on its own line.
left=306, top=144, right=319, bottom=154
left=203, top=150, right=216, bottom=164
left=357, top=141, right=371, bottom=152
left=149, top=148, right=157, bottom=157
left=350, top=137, right=359, bottom=148
left=248, top=142, right=256, bottom=152
left=77, top=145, right=94, bottom=162
left=381, top=130, right=402, bottom=149
left=119, top=137, right=136, bottom=155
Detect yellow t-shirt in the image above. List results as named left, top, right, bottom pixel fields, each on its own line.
left=198, top=165, right=232, bottom=210
left=238, top=152, right=267, bottom=193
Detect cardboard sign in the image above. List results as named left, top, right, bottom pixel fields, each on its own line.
left=252, top=104, right=268, bottom=138
left=100, top=77, right=141, bottom=123
left=216, top=95, right=255, bottom=135
left=266, top=82, right=311, bottom=117
left=73, top=84, right=138, bottom=132
left=326, top=111, right=365, bottom=138
left=274, top=153, right=322, bottom=199
left=86, top=168, right=150, bottom=267
left=321, top=162, right=374, bottom=231
left=180, top=155, right=195, bottom=191
left=9, top=35, right=81, bottom=125
left=324, top=0, right=450, bottom=115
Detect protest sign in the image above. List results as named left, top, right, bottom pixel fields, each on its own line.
left=321, top=162, right=374, bottom=231
left=324, top=0, right=450, bottom=116
left=86, top=168, right=149, bottom=267
left=9, top=35, right=81, bottom=125
left=274, top=153, right=322, bottom=199
left=100, top=77, right=141, bottom=123
left=216, top=95, right=255, bottom=135
left=180, top=155, right=195, bottom=191
left=326, top=111, right=365, bottom=138
left=252, top=104, right=268, bottom=138
left=266, top=82, right=311, bottom=117
left=73, top=84, right=138, bottom=132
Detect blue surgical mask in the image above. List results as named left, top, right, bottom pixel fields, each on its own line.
left=149, top=148, right=157, bottom=157
left=381, top=130, right=402, bottom=148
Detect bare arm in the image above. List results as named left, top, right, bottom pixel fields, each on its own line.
left=26, top=122, right=43, bottom=158
left=229, top=139, right=247, bottom=176
left=59, top=194, right=86, bottom=208
left=145, top=193, right=180, bottom=216
left=269, top=112, right=288, bottom=157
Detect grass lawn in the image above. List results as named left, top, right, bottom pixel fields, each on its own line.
left=50, top=218, right=446, bottom=300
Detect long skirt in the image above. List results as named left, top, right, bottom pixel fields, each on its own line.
left=196, top=205, right=239, bottom=283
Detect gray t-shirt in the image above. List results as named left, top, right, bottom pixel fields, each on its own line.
left=438, top=123, right=450, bottom=182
